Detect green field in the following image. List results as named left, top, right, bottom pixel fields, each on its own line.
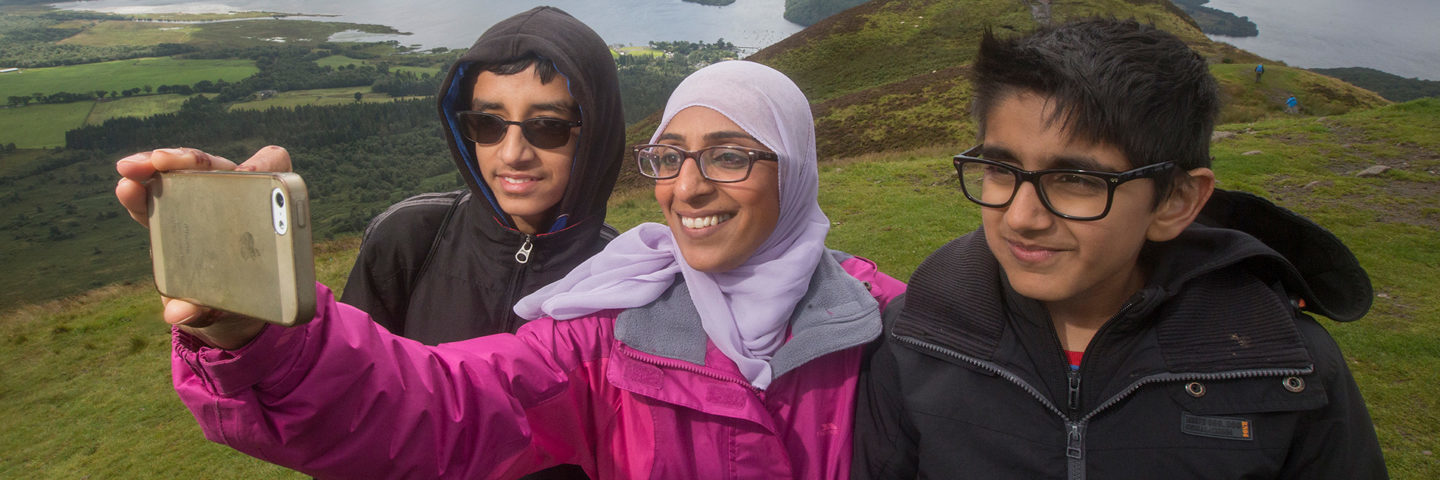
left=227, top=87, right=419, bottom=111
left=614, top=45, right=664, bottom=59
left=2, top=100, right=1436, bottom=477
left=0, top=57, right=257, bottom=100
left=0, top=102, right=93, bottom=148
left=57, top=20, right=199, bottom=46
left=86, top=94, right=191, bottom=124
left=315, top=55, right=440, bottom=77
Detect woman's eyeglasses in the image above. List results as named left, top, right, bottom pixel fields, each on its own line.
left=953, top=145, right=1176, bottom=221
left=455, top=111, right=581, bottom=149
left=633, top=144, right=778, bottom=183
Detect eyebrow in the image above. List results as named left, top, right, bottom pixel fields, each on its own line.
left=656, top=130, right=761, bottom=144
left=470, top=99, right=578, bottom=116
left=980, top=145, right=1110, bottom=172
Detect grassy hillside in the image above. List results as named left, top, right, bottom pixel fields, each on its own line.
left=747, top=0, right=1375, bottom=159
left=3, top=99, right=1437, bottom=477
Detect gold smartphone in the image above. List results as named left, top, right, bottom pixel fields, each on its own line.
left=147, top=170, right=316, bottom=326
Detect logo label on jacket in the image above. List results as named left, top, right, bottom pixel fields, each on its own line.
left=1181, top=412, right=1253, bottom=440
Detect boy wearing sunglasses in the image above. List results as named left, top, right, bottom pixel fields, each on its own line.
left=341, top=6, right=624, bottom=351
left=853, top=18, right=1386, bottom=478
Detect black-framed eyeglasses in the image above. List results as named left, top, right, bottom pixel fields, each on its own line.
left=455, top=111, right=581, bottom=149
left=953, top=145, right=1176, bottom=220
left=633, top=144, right=778, bottom=183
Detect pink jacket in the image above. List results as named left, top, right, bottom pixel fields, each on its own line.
left=173, top=253, right=904, bottom=479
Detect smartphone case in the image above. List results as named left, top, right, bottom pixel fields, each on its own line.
left=148, top=170, right=316, bottom=326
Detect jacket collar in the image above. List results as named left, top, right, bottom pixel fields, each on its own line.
left=459, top=191, right=606, bottom=272
left=614, top=251, right=882, bottom=382
left=895, top=225, right=1315, bottom=373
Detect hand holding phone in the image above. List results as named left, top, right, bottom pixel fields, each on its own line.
left=147, top=170, right=316, bottom=327
left=116, top=147, right=297, bottom=348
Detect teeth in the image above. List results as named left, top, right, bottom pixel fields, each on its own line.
left=681, top=214, right=734, bottom=229
left=502, top=177, right=532, bottom=184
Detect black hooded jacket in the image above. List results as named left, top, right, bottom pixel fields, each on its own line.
left=341, top=7, right=624, bottom=345
left=853, top=190, right=1387, bottom=479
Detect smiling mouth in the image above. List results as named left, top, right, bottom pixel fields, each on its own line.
left=501, top=176, right=535, bottom=185
left=1008, top=240, right=1063, bottom=263
left=681, top=213, right=734, bottom=229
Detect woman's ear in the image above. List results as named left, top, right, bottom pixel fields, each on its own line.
left=1146, top=168, right=1215, bottom=242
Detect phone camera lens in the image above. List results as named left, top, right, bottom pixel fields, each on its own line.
left=275, top=192, right=285, bottom=207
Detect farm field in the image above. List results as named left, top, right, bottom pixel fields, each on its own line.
left=315, top=55, right=441, bottom=77
left=57, top=20, right=198, bottom=46
left=0, top=57, right=257, bottom=100
left=86, top=94, right=191, bottom=124
left=0, top=102, right=93, bottom=148
left=227, top=87, right=420, bottom=111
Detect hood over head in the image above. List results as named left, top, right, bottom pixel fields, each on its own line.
left=437, top=6, right=624, bottom=233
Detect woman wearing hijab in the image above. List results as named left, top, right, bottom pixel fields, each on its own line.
left=147, top=61, right=904, bottom=479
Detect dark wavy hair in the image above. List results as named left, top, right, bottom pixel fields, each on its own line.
left=970, top=18, right=1219, bottom=203
left=460, top=53, right=563, bottom=107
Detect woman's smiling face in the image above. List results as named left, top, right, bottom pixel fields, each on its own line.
left=652, top=106, right=781, bottom=273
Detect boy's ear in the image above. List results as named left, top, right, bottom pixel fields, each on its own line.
left=1146, top=168, right=1215, bottom=242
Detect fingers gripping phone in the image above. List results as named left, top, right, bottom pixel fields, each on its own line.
left=148, top=171, right=316, bottom=326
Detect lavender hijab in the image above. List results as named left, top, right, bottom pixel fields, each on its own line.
left=513, top=60, right=828, bottom=389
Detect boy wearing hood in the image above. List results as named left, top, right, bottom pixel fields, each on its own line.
left=852, top=19, right=1387, bottom=479
left=340, top=6, right=625, bottom=346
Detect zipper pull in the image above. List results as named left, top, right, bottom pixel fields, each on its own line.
left=514, top=234, right=533, bottom=264
left=1067, top=370, right=1082, bottom=412
left=1066, top=422, right=1084, bottom=459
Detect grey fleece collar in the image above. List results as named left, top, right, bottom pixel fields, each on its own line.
left=614, top=251, right=882, bottom=382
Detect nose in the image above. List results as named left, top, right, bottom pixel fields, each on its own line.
left=1002, top=181, right=1055, bottom=233
left=493, top=124, right=535, bottom=166
left=672, top=155, right=715, bottom=203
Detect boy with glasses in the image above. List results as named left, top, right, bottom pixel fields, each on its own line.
left=853, top=18, right=1387, bottom=478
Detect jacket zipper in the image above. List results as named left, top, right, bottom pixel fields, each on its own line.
left=617, top=346, right=764, bottom=395
left=502, top=234, right=534, bottom=332
left=892, top=332, right=1314, bottom=480
left=514, top=234, right=534, bottom=264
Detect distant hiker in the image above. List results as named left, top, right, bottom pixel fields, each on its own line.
left=1286, top=94, right=1299, bottom=113
left=1255, top=63, right=1264, bottom=82
left=853, top=18, right=1387, bottom=479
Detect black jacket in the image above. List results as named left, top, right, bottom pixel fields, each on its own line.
left=854, top=190, right=1387, bottom=479
left=341, top=6, right=624, bottom=345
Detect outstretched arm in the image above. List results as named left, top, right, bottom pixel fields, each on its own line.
left=173, top=283, right=608, bottom=478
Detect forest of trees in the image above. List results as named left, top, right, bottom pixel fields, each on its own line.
left=0, top=11, right=200, bottom=67
left=1170, top=0, right=1259, bottom=37
left=1311, top=67, right=1440, bottom=102
left=616, top=40, right=738, bottom=123
left=58, top=98, right=452, bottom=235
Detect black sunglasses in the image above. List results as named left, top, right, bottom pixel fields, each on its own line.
left=455, top=111, right=581, bottom=149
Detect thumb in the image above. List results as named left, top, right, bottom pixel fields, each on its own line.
left=234, top=145, right=293, bottom=173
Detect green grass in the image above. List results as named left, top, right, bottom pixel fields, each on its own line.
left=0, top=57, right=258, bottom=100
left=57, top=20, right=199, bottom=46
left=314, top=55, right=439, bottom=77
left=86, top=94, right=190, bottom=124
left=227, top=87, right=418, bottom=111
left=0, top=101, right=94, bottom=148
left=0, top=236, right=359, bottom=479
left=614, top=46, right=663, bottom=59
left=0, top=147, right=47, bottom=176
